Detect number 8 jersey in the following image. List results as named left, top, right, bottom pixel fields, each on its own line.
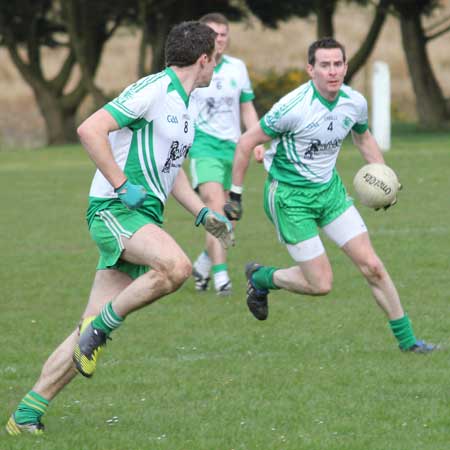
left=89, top=68, right=198, bottom=207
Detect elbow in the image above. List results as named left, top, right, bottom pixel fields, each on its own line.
left=77, top=121, right=88, bottom=142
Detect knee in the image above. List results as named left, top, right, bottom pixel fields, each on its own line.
left=165, top=257, right=192, bottom=291
left=360, top=257, right=385, bottom=283
left=310, top=277, right=333, bottom=296
left=300, top=273, right=332, bottom=296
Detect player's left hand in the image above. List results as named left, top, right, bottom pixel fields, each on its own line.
left=253, top=145, right=265, bottom=163
left=115, top=180, right=148, bottom=210
left=195, top=207, right=235, bottom=249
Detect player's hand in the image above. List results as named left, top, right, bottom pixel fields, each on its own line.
left=253, top=145, right=265, bottom=163
left=195, top=207, right=235, bottom=249
left=224, top=192, right=242, bottom=220
left=115, top=180, right=148, bottom=210
left=375, top=182, right=402, bottom=211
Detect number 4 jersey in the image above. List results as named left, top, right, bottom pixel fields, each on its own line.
left=260, top=80, right=369, bottom=187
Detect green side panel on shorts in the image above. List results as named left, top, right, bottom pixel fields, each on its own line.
left=263, top=172, right=353, bottom=244
left=87, top=198, right=164, bottom=280
left=190, top=158, right=232, bottom=189
left=189, top=129, right=236, bottom=161
left=87, top=195, right=164, bottom=228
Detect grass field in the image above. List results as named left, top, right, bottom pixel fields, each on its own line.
left=1, top=127, right=449, bottom=450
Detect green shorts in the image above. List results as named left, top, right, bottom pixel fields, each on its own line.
left=263, top=174, right=353, bottom=244
left=190, top=158, right=232, bottom=190
left=88, top=198, right=163, bottom=279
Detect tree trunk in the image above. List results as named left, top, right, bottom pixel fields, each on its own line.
left=315, top=0, right=336, bottom=38
left=345, top=0, right=391, bottom=84
left=35, top=89, right=78, bottom=144
left=399, top=11, right=449, bottom=126
left=149, top=12, right=171, bottom=72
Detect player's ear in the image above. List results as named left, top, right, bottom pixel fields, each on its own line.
left=198, top=53, right=209, bottom=68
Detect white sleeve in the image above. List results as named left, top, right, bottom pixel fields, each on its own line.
left=104, top=79, right=161, bottom=128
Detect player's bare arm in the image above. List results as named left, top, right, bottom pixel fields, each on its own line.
left=352, top=129, right=385, bottom=164
left=171, top=168, right=206, bottom=216
left=232, top=123, right=271, bottom=187
left=172, top=168, right=234, bottom=249
left=240, top=101, right=266, bottom=163
left=77, top=109, right=126, bottom=189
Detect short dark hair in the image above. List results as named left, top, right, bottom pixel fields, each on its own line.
left=199, top=12, right=229, bottom=26
left=165, top=21, right=216, bottom=67
left=308, top=37, right=346, bottom=66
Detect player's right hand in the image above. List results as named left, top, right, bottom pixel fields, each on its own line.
left=195, top=207, right=235, bottom=249
left=224, top=200, right=242, bottom=220
left=253, top=145, right=265, bottom=163
left=115, top=180, right=148, bottom=210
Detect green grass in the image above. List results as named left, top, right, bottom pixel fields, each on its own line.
left=1, top=131, right=449, bottom=450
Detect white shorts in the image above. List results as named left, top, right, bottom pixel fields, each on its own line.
left=286, top=206, right=367, bottom=262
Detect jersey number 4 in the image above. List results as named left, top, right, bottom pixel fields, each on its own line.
left=327, top=122, right=333, bottom=131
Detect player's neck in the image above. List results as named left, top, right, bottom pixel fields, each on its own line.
left=216, top=53, right=224, bottom=65
left=312, top=81, right=339, bottom=102
left=170, top=66, right=197, bottom=96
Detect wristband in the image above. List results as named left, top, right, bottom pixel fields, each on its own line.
left=195, top=207, right=209, bottom=226
left=114, top=178, right=128, bottom=192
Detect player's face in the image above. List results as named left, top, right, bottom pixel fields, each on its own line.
left=205, top=22, right=229, bottom=59
left=196, top=47, right=218, bottom=88
left=307, top=48, right=348, bottom=100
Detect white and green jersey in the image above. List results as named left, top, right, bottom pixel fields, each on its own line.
left=190, top=55, right=254, bottom=161
left=261, top=80, right=368, bottom=187
left=89, top=67, right=196, bottom=207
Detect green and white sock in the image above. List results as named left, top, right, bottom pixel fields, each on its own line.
left=92, top=301, right=124, bottom=336
left=212, top=263, right=230, bottom=290
left=389, top=314, right=417, bottom=350
left=252, top=266, right=280, bottom=290
left=14, top=390, right=49, bottom=424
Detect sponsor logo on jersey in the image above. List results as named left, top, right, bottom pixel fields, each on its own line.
left=205, top=97, right=233, bottom=117
left=304, top=138, right=343, bottom=159
left=167, top=115, right=179, bottom=124
left=162, top=140, right=191, bottom=173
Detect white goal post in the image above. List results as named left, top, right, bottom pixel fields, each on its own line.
left=371, top=61, right=391, bottom=152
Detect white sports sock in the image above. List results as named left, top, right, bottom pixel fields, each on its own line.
left=193, top=251, right=211, bottom=277
left=214, top=271, right=231, bottom=291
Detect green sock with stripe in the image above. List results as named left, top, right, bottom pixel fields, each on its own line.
left=389, top=314, right=417, bottom=350
left=252, top=266, right=280, bottom=290
left=92, top=301, right=124, bottom=335
left=14, top=391, right=49, bottom=424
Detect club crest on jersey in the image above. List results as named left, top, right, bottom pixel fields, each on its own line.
left=342, top=116, right=352, bottom=129
left=162, top=140, right=191, bottom=173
